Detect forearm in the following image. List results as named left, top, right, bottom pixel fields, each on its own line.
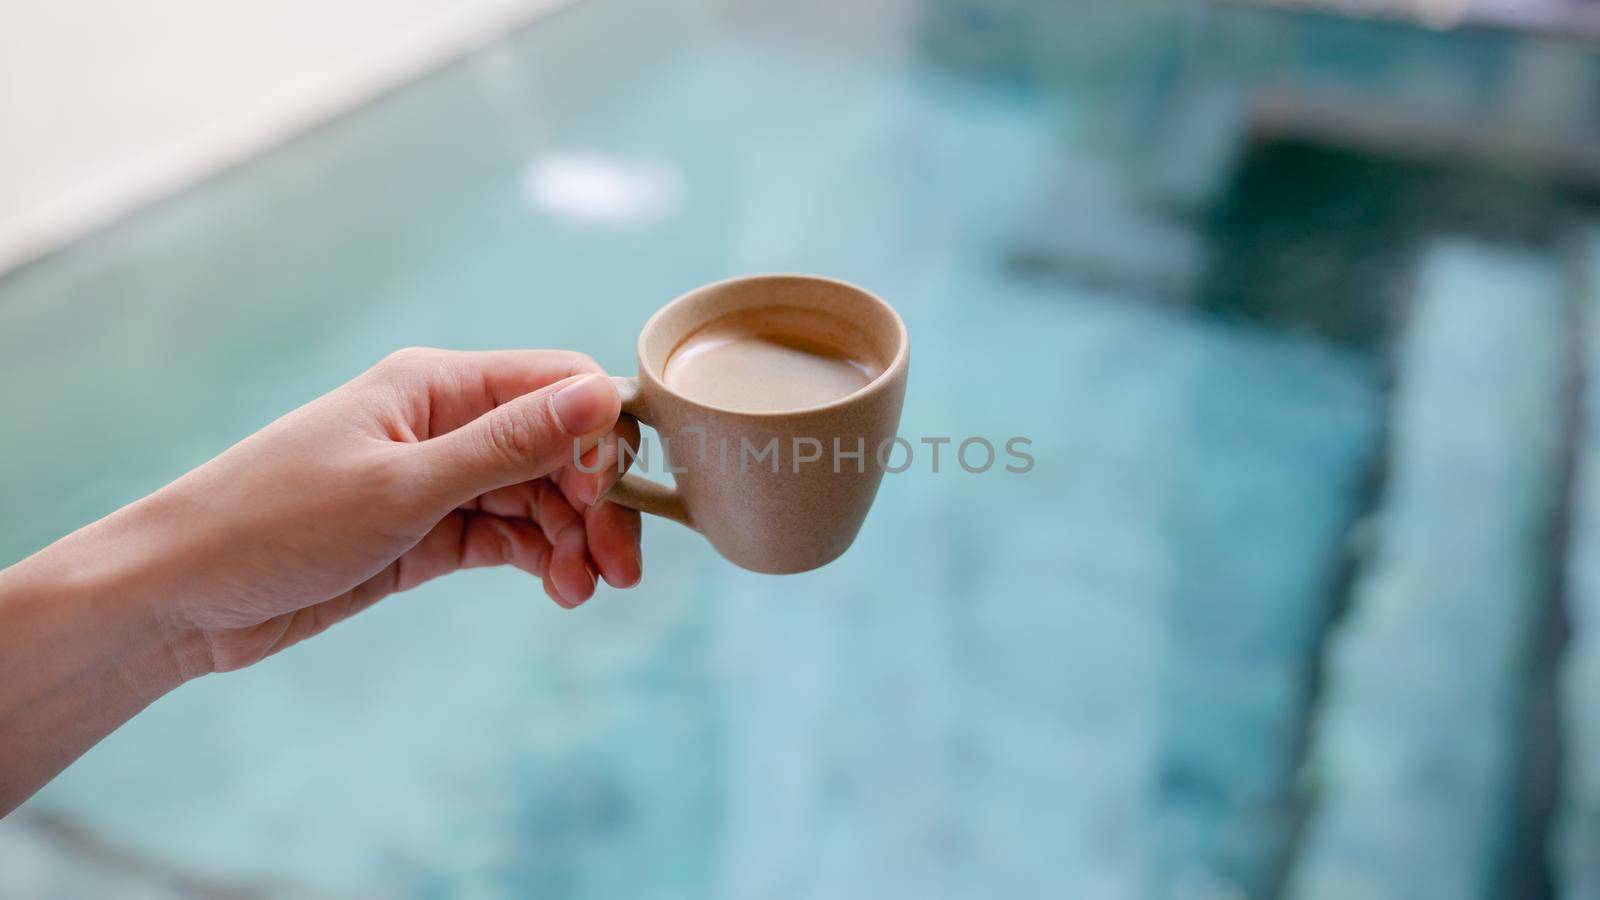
left=0, top=499, right=211, bottom=816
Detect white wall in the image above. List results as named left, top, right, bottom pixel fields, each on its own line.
left=0, top=0, right=570, bottom=273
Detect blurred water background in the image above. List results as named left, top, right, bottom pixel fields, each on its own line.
left=3, top=0, right=1600, bottom=897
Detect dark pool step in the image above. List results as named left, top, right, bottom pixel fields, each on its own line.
left=1289, top=241, right=1569, bottom=899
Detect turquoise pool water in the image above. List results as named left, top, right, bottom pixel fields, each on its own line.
left=2, top=1, right=1595, bottom=897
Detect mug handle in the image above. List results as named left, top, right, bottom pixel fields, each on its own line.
left=603, top=376, right=695, bottom=529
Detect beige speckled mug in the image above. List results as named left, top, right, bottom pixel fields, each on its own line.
left=604, top=274, right=909, bottom=574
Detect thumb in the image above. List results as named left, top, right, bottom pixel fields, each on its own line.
left=421, top=373, right=620, bottom=501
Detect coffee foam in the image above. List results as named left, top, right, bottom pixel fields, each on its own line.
left=662, top=306, right=885, bottom=413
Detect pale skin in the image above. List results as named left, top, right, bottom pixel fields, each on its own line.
left=0, top=348, right=643, bottom=816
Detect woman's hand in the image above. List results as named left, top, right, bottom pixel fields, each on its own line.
left=160, top=347, right=644, bottom=671
left=0, top=348, right=641, bottom=813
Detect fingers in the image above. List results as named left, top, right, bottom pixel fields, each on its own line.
left=586, top=500, right=642, bottom=588
left=530, top=479, right=596, bottom=607
left=455, top=514, right=553, bottom=580
left=551, top=414, right=643, bottom=592
left=418, top=373, right=620, bottom=505
left=396, top=508, right=602, bottom=609
left=353, top=348, right=647, bottom=605
left=390, top=511, right=552, bottom=587
left=519, top=479, right=642, bottom=594
left=371, top=348, right=606, bottom=439
left=449, top=510, right=588, bottom=611
left=466, top=479, right=641, bottom=606
left=557, top=415, right=642, bottom=508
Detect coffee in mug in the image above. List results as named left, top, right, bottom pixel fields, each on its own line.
left=661, top=306, right=886, bottom=414
left=604, top=274, right=909, bottom=574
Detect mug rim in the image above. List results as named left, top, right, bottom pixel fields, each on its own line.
left=634, top=273, right=909, bottom=420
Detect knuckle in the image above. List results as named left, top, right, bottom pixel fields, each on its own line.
left=484, top=402, right=559, bottom=467
left=369, top=347, right=455, bottom=394
left=485, top=520, right=516, bottom=563
left=379, top=346, right=439, bottom=373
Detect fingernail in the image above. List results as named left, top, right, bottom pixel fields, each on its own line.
left=578, top=446, right=607, bottom=506
left=555, top=529, right=594, bottom=607
left=551, top=375, right=616, bottom=436
left=577, top=473, right=600, bottom=507
left=574, top=564, right=597, bottom=606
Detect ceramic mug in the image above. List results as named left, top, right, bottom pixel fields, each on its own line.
left=603, top=274, right=909, bottom=574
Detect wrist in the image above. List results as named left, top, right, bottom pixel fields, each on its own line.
left=0, top=501, right=213, bottom=814
left=4, top=497, right=217, bottom=694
